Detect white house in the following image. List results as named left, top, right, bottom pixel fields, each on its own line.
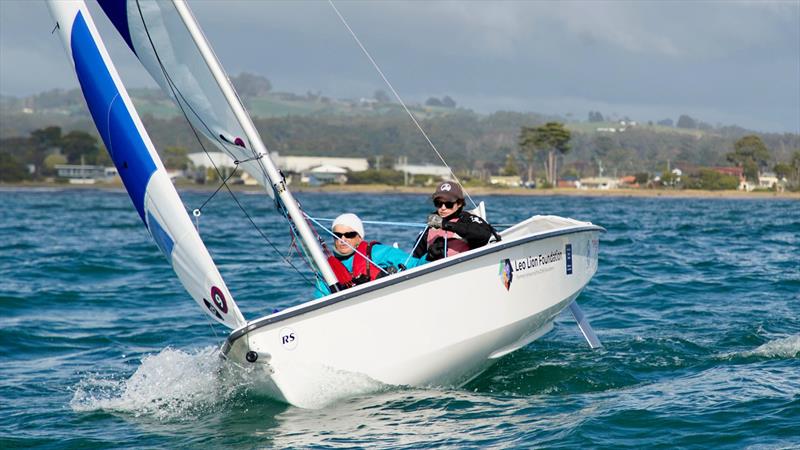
left=578, top=176, right=619, bottom=190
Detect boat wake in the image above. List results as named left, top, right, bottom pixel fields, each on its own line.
left=739, top=334, right=800, bottom=359
left=70, top=347, right=241, bottom=420
left=70, top=346, right=394, bottom=416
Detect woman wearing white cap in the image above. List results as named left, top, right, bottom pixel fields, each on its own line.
left=314, top=213, right=426, bottom=298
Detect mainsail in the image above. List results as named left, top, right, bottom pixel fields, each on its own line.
left=47, top=0, right=245, bottom=329
left=95, top=0, right=341, bottom=291
left=97, top=0, right=272, bottom=191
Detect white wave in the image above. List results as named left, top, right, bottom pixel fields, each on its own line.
left=741, top=335, right=800, bottom=359
left=71, top=346, right=243, bottom=420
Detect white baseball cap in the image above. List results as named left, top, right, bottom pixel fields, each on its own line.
left=332, top=213, right=365, bottom=238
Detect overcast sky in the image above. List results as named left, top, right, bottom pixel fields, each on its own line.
left=1, top=0, right=798, bottom=133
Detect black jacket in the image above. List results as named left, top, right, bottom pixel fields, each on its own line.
left=412, top=208, right=497, bottom=260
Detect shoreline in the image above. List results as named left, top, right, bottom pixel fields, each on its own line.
left=1, top=181, right=798, bottom=200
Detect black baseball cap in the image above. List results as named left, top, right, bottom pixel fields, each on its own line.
left=432, top=181, right=464, bottom=202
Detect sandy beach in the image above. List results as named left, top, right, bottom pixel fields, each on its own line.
left=3, top=181, right=797, bottom=200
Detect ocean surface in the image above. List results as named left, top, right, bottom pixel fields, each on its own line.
left=1, top=188, right=798, bottom=449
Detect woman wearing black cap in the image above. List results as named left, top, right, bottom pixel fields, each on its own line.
left=412, top=181, right=498, bottom=261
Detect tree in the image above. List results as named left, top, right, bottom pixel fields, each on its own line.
left=0, top=152, right=29, bottom=181
left=231, top=72, right=272, bottom=97
left=425, top=97, right=443, bottom=107
left=518, top=122, right=571, bottom=186
left=774, top=163, right=792, bottom=180
left=31, top=126, right=62, bottom=148
left=162, top=146, right=189, bottom=170
left=588, top=111, right=604, bottom=122
left=43, top=153, right=67, bottom=171
left=790, top=150, right=800, bottom=188
left=727, top=135, right=771, bottom=182
left=657, top=118, right=674, bottom=127
left=501, top=153, right=519, bottom=176
left=593, top=135, right=614, bottom=159
left=634, top=172, right=650, bottom=184
left=676, top=115, right=697, bottom=129
left=373, top=89, right=390, bottom=103
left=59, top=130, right=100, bottom=164
left=684, top=169, right=739, bottom=190
left=441, top=96, right=456, bottom=108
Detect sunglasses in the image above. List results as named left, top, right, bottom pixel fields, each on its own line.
left=333, top=231, right=360, bottom=239
left=434, top=200, right=457, bottom=209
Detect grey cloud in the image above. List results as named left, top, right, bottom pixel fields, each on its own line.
left=1, top=0, right=797, bottom=133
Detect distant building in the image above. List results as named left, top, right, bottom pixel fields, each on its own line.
left=758, top=172, right=781, bottom=190
left=578, top=177, right=618, bottom=190
left=709, top=166, right=749, bottom=191
left=395, top=164, right=451, bottom=178
left=275, top=153, right=368, bottom=173
left=186, top=152, right=368, bottom=185
left=301, top=165, right=349, bottom=185
left=490, top=175, right=522, bottom=187
left=187, top=152, right=237, bottom=170
left=618, top=175, right=638, bottom=188
left=54, top=164, right=117, bottom=184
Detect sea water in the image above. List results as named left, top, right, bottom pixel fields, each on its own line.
left=1, top=188, right=798, bottom=448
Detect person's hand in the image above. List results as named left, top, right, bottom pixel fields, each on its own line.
left=426, top=237, right=445, bottom=261
left=427, top=213, right=443, bottom=229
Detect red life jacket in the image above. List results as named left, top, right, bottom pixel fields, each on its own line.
left=327, top=241, right=382, bottom=288
left=427, top=217, right=471, bottom=257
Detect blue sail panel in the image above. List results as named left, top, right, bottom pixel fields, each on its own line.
left=96, top=0, right=136, bottom=54
left=70, top=11, right=155, bottom=223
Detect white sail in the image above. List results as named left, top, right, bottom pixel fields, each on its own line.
left=97, top=0, right=340, bottom=289
left=47, top=0, right=245, bottom=329
left=97, top=0, right=273, bottom=193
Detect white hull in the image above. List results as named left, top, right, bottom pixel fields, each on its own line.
left=223, top=216, right=602, bottom=407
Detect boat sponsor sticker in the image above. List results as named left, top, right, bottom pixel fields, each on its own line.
left=499, top=259, right=514, bottom=290
left=500, top=248, right=564, bottom=289
left=279, top=328, right=298, bottom=350
left=566, top=243, right=573, bottom=275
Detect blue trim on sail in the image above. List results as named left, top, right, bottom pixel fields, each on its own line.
left=147, top=211, right=175, bottom=262
left=71, top=11, right=156, bottom=223
left=97, top=0, right=136, bottom=55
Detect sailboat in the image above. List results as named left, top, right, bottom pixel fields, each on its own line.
left=48, top=0, right=604, bottom=408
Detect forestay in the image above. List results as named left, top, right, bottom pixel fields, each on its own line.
left=97, top=0, right=273, bottom=193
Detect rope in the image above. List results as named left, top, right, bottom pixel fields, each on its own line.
left=327, top=0, right=477, bottom=209
left=405, top=226, right=429, bottom=267
left=309, top=217, right=427, bottom=228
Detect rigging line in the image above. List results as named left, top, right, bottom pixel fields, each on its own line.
left=405, top=226, right=429, bottom=267
left=196, top=166, right=239, bottom=213
left=134, top=1, right=315, bottom=287
left=305, top=214, right=391, bottom=275
left=309, top=217, right=427, bottom=228
left=327, top=0, right=477, bottom=209
left=135, top=1, right=275, bottom=198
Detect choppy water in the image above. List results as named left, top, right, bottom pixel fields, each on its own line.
left=1, top=188, right=798, bottom=449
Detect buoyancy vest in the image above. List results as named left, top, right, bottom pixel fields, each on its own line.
left=327, top=241, right=382, bottom=288
left=427, top=217, right=471, bottom=257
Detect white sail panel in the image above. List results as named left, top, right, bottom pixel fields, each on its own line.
left=103, top=0, right=274, bottom=194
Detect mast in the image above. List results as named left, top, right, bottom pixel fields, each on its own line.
left=170, top=0, right=339, bottom=290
